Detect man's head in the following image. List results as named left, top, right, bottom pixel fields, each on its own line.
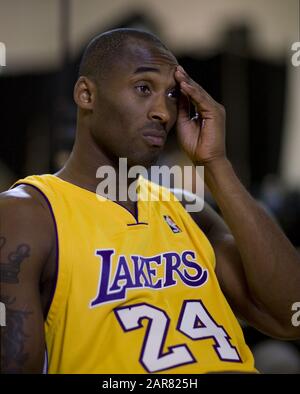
left=74, top=28, right=179, bottom=168
left=79, top=29, right=171, bottom=85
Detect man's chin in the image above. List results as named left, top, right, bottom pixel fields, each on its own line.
left=128, top=151, right=161, bottom=169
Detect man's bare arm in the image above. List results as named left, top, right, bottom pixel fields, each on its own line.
left=203, top=159, right=300, bottom=339
left=174, top=66, right=300, bottom=340
left=183, top=169, right=300, bottom=340
left=0, top=186, right=53, bottom=373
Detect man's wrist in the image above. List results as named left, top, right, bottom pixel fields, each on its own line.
left=194, top=157, right=231, bottom=174
left=197, top=157, right=234, bottom=191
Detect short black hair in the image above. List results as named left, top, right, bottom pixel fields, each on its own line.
left=79, top=28, right=170, bottom=82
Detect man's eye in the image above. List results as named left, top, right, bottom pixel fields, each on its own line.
left=167, top=89, right=179, bottom=100
left=136, top=85, right=151, bottom=95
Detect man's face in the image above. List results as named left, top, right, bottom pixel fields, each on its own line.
left=91, top=40, right=179, bottom=168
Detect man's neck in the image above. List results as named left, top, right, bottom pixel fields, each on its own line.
left=56, top=138, right=139, bottom=214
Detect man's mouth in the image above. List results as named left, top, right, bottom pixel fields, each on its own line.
left=142, top=129, right=166, bottom=147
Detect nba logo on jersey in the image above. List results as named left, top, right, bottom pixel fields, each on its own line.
left=163, top=215, right=181, bottom=233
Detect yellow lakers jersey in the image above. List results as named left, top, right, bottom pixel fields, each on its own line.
left=14, top=174, right=256, bottom=374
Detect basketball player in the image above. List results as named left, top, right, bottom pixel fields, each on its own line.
left=0, top=29, right=299, bottom=374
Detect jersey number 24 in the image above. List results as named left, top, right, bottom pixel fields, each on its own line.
left=114, top=299, right=241, bottom=372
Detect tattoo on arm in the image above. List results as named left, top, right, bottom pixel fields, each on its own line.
left=0, top=295, right=33, bottom=373
left=0, top=236, right=30, bottom=283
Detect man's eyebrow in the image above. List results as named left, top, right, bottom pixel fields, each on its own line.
left=133, top=66, right=160, bottom=74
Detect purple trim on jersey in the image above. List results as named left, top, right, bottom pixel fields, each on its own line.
left=127, top=222, right=148, bottom=226
left=113, top=200, right=149, bottom=226
left=114, top=302, right=196, bottom=373
left=113, top=200, right=137, bottom=220
left=14, top=183, right=59, bottom=320
left=177, top=299, right=242, bottom=363
left=134, top=201, right=138, bottom=222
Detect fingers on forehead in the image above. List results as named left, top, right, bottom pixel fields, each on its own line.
left=182, top=81, right=217, bottom=107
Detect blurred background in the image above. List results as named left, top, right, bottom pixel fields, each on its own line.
left=0, top=0, right=299, bottom=373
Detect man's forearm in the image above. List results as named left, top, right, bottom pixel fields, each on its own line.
left=203, top=158, right=300, bottom=331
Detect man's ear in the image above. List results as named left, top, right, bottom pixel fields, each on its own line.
left=73, top=76, right=95, bottom=110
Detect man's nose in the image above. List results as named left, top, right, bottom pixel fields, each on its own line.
left=148, top=96, right=170, bottom=125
